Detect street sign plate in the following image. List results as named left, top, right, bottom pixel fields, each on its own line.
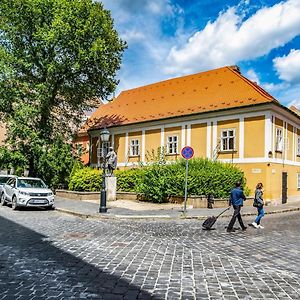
left=181, top=146, right=194, bottom=160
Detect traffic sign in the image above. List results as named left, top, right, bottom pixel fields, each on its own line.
left=181, top=146, right=194, bottom=160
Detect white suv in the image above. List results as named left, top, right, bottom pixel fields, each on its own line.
left=1, top=177, right=55, bottom=210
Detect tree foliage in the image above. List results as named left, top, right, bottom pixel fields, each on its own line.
left=0, top=0, right=126, bottom=176
left=0, top=0, right=126, bottom=137
left=36, top=138, right=77, bottom=188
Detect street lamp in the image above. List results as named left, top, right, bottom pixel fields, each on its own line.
left=99, top=128, right=110, bottom=213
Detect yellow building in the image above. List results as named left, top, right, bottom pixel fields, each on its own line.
left=75, top=66, right=300, bottom=203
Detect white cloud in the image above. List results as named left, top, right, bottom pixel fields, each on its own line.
left=273, top=49, right=300, bottom=83
left=246, top=69, right=260, bottom=84
left=120, top=30, right=145, bottom=43
left=287, top=97, right=300, bottom=109
left=100, top=0, right=187, bottom=93
left=278, top=84, right=300, bottom=106
left=164, top=0, right=300, bottom=75
left=262, top=82, right=289, bottom=94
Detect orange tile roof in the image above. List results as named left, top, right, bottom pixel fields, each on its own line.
left=85, top=66, right=278, bottom=131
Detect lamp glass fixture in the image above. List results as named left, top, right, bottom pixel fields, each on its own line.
left=100, top=128, right=110, bottom=142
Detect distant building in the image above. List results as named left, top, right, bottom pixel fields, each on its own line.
left=74, top=66, right=300, bottom=202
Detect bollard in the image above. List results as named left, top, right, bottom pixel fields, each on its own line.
left=207, top=193, right=214, bottom=209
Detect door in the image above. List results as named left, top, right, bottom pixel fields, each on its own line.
left=6, top=178, right=16, bottom=202
left=282, top=172, right=288, bottom=204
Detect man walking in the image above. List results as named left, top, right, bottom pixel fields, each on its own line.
left=227, top=182, right=247, bottom=232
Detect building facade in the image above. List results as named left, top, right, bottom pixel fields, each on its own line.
left=74, top=66, right=300, bottom=202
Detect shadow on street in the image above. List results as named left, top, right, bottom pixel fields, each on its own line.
left=0, top=215, right=152, bottom=299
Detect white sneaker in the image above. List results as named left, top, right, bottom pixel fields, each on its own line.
left=257, top=225, right=264, bottom=229
left=251, top=222, right=258, bottom=228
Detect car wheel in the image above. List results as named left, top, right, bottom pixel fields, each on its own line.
left=46, top=205, right=54, bottom=210
left=12, top=196, right=18, bottom=210
left=1, top=193, right=6, bottom=206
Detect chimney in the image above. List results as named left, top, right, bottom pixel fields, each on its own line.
left=230, top=65, right=241, bottom=74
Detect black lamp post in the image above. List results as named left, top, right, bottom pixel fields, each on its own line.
left=99, top=128, right=110, bottom=213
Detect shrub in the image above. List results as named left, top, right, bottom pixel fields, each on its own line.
left=115, top=168, right=144, bottom=192
left=68, top=158, right=248, bottom=203
left=68, top=167, right=102, bottom=191
left=134, top=158, right=248, bottom=203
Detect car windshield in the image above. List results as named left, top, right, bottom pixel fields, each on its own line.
left=17, top=179, right=47, bottom=189
left=0, top=177, right=12, bottom=185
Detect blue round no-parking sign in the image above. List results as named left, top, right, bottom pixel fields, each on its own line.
left=181, top=146, right=194, bottom=160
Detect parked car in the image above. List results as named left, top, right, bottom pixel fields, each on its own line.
left=0, top=175, right=16, bottom=200
left=1, top=177, right=55, bottom=210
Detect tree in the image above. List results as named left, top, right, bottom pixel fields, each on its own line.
left=0, top=0, right=126, bottom=135
left=0, top=0, right=126, bottom=175
left=36, top=138, right=77, bottom=188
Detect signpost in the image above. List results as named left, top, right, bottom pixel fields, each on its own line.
left=181, top=146, right=194, bottom=215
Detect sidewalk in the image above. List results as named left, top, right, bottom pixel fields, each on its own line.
left=54, top=196, right=300, bottom=220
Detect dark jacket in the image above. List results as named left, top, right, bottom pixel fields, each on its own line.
left=229, top=187, right=246, bottom=206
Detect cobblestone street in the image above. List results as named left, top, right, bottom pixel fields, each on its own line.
left=0, top=206, right=299, bottom=300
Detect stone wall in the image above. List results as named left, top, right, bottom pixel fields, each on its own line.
left=56, top=190, right=253, bottom=208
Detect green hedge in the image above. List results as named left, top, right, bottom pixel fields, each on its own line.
left=68, top=167, right=102, bottom=191
left=68, top=158, right=248, bottom=202
left=118, top=158, right=248, bottom=203
left=114, top=168, right=144, bottom=192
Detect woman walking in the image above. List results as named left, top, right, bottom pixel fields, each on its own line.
left=251, top=182, right=265, bottom=229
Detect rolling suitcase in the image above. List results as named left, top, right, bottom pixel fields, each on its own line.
left=202, top=207, right=230, bottom=230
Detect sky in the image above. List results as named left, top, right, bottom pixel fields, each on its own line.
left=99, top=0, right=300, bottom=108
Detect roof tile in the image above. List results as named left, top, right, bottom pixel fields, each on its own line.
left=86, top=66, right=277, bottom=130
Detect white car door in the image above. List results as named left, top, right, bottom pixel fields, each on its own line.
left=5, top=178, right=16, bottom=201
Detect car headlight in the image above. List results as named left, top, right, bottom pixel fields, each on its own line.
left=47, top=192, right=53, bottom=196
left=19, top=191, right=30, bottom=196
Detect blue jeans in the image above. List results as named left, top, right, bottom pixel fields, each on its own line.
left=255, top=206, right=265, bottom=225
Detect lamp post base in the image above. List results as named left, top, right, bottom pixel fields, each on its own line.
left=99, top=190, right=107, bottom=213
left=99, top=207, right=107, bottom=213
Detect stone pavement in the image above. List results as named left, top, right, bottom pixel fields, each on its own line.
left=54, top=196, right=300, bottom=220
left=0, top=205, right=299, bottom=299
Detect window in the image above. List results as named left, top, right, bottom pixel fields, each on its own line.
left=76, top=143, right=83, bottom=156
left=297, top=173, right=300, bottom=189
left=167, top=135, right=178, bottom=154
left=275, top=128, right=283, bottom=152
left=220, top=129, right=235, bottom=151
left=17, top=178, right=46, bottom=188
left=130, top=139, right=140, bottom=156
left=7, top=178, right=15, bottom=187
left=297, top=137, right=300, bottom=156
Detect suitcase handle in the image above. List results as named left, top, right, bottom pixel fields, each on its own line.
left=216, top=206, right=231, bottom=218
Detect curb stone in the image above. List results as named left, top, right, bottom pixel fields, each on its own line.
left=54, top=208, right=116, bottom=220
left=54, top=206, right=300, bottom=220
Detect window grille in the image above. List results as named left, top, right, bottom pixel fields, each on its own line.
left=167, top=136, right=178, bottom=154
left=275, top=128, right=283, bottom=152
left=76, top=144, right=83, bottom=156
left=220, top=129, right=235, bottom=151
left=297, top=137, right=300, bottom=156
left=130, top=139, right=140, bottom=156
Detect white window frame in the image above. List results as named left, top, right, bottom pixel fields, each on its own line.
left=297, top=136, right=300, bottom=156
left=220, top=129, right=236, bottom=151
left=297, top=173, right=300, bottom=189
left=76, top=143, right=83, bottom=156
left=166, top=135, right=178, bottom=154
left=275, top=128, right=283, bottom=152
left=129, top=139, right=140, bottom=156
